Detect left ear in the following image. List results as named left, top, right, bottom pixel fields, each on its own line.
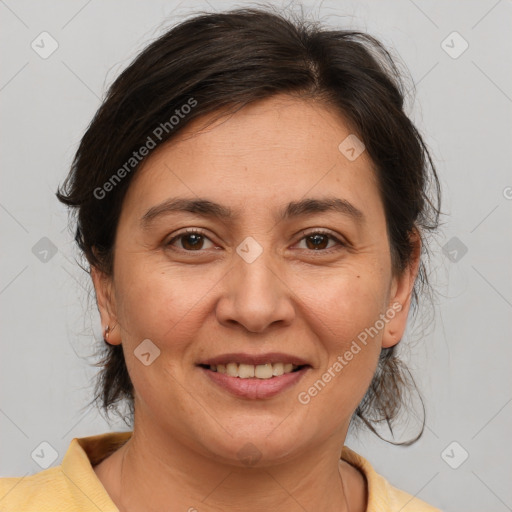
left=381, top=229, right=421, bottom=349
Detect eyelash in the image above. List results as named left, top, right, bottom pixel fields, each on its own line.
left=165, top=228, right=346, bottom=254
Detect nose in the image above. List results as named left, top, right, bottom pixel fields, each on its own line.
left=215, top=246, right=295, bottom=334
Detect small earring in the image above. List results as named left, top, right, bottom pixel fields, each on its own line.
left=103, top=324, right=118, bottom=345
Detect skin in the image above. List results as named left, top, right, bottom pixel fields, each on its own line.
left=91, top=93, right=420, bottom=512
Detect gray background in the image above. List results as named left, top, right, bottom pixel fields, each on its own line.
left=1, top=1, right=511, bottom=510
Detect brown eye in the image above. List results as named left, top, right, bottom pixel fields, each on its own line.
left=296, top=231, right=345, bottom=252
left=166, top=229, right=215, bottom=251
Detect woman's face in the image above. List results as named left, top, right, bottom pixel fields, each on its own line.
left=93, top=94, right=418, bottom=465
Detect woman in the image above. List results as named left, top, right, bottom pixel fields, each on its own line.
left=0, top=5, right=442, bottom=511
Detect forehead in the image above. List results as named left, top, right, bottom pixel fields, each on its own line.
left=161, top=94, right=363, bottom=161
left=121, top=94, right=383, bottom=226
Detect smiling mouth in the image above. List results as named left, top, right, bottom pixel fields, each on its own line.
left=198, top=362, right=307, bottom=379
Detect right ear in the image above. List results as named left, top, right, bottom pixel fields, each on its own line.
left=90, top=264, right=122, bottom=346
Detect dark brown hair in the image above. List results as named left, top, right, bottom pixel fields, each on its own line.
left=57, top=5, right=442, bottom=443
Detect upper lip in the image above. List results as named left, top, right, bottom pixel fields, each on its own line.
left=198, top=352, right=311, bottom=366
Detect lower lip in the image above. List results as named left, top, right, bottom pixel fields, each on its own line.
left=199, top=366, right=310, bottom=400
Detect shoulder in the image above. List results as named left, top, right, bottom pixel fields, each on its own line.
left=380, top=478, right=442, bottom=512
left=341, top=446, right=442, bottom=512
left=0, top=467, right=73, bottom=511
left=0, top=432, right=129, bottom=512
left=0, top=466, right=117, bottom=511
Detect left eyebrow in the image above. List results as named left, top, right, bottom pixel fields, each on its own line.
left=140, top=196, right=365, bottom=230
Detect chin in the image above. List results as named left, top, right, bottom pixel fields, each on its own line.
left=195, top=416, right=310, bottom=467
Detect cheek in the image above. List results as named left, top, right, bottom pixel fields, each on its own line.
left=297, top=263, right=389, bottom=343
left=294, top=271, right=386, bottom=411
left=113, top=258, right=220, bottom=350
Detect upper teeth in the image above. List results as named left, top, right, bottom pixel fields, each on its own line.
left=209, top=362, right=299, bottom=379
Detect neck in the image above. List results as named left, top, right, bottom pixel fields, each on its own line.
left=109, top=418, right=358, bottom=512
